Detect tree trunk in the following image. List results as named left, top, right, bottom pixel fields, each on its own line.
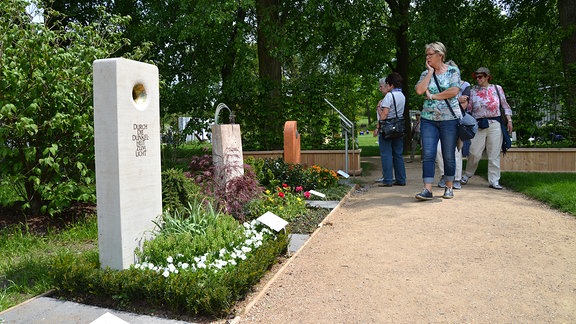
left=387, top=0, right=411, bottom=149
left=558, top=0, right=576, bottom=140
left=256, top=0, right=283, bottom=149
left=220, top=8, right=246, bottom=101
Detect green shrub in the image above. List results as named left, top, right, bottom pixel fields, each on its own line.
left=161, top=168, right=205, bottom=213
left=51, top=230, right=288, bottom=317
left=142, top=200, right=248, bottom=264
left=50, top=199, right=289, bottom=318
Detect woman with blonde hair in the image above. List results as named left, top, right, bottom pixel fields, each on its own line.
left=414, top=42, right=461, bottom=200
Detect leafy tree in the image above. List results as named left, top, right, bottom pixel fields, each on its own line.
left=0, top=0, right=142, bottom=216
left=40, top=0, right=574, bottom=149
left=558, top=0, right=576, bottom=141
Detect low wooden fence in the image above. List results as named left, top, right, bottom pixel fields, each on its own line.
left=244, top=149, right=363, bottom=175
left=500, top=148, right=576, bottom=172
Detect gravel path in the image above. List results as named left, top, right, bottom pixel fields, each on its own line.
left=233, top=156, right=576, bottom=323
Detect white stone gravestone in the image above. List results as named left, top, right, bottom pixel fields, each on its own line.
left=93, top=58, right=162, bottom=270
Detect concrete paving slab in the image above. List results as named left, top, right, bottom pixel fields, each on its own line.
left=288, top=233, right=310, bottom=253
left=0, top=296, right=190, bottom=324
left=305, top=200, right=340, bottom=209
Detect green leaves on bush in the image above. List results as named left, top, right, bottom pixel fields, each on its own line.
left=0, top=0, right=146, bottom=216
left=143, top=200, right=247, bottom=264
left=51, top=231, right=288, bottom=317
left=161, top=169, right=204, bottom=213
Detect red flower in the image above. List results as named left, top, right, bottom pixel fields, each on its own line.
left=295, top=186, right=303, bottom=192
left=278, top=192, right=285, bottom=198
left=282, top=183, right=289, bottom=188
left=304, top=191, right=311, bottom=199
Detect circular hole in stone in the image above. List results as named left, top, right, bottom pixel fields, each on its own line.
left=132, top=83, right=147, bottom=105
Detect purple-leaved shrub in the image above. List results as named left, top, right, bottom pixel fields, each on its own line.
left=185, top=155, right=262, bottom=221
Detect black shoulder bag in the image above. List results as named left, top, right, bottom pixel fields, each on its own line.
left=494, top=85, right=512, bottom=153
left=378, top=93, right=405, bottom=140
left=432, top=73, right=477, bottom=141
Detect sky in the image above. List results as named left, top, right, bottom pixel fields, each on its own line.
left=26, top=2, right=44, bottom=23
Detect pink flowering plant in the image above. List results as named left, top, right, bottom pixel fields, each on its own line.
left=246, top=183, right=310, bottom=222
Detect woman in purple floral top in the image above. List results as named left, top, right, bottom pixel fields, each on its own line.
left=461, top=67, right=513, bottom=190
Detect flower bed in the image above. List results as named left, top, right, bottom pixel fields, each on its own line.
left=244, top=149, right=362, bottom=175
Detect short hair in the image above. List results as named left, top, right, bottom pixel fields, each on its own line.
left=385, top=72, right=403, bottom=88
left=425, top=42, right=447, bottom=61
left=378, top=77, right=386, bottom=85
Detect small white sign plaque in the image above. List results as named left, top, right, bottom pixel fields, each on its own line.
left=257, top=211, right=288, bottom=232
left=309, top=190, right=326, bottom=198
left=90, top=312, right=129, bottom=324
left=337, top=170, right=350, bottom=178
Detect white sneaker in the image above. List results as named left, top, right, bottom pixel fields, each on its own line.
left=453, top=180, right=462, bottom=190
left=489, top=183, right=503, bottom=190
left=461, top=175, right=471, bottom=185
left=375, top=177, right=385, bottom=182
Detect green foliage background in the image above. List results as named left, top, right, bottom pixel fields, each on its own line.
left=0, top=0, right=148, bottom=215
left=1, top=0, right=574, bottom=215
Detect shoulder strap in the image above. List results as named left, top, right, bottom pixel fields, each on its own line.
left=494, top=85, right=506, bottom=117
left=391, top=93, right=399, bottom=118
left=432, top=73, right=459, bottom=119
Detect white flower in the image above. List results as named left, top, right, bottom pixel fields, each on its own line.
left=181, top=263, right=189, bottom=269
left=162, top=270, right=170, bottom=277
left=241, top=246, right=252, bottom=253
left=168, top=263, right=176, bottom=272
left=167, top=256, right=173, bottom=263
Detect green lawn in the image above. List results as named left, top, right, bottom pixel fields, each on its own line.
left=356, top=132, right=381, bottom=156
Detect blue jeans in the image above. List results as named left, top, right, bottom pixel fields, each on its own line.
left=420, top=118, right=458, bottom=184
left=379, top=135, right=406, bottom=185
left=462, top=139, right=471, bottom=157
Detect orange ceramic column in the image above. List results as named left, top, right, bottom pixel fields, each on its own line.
left=283, top=121, right=301, bottom=164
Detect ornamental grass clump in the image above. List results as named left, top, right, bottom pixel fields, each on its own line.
left=136, top=200, right=275, bottom=278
